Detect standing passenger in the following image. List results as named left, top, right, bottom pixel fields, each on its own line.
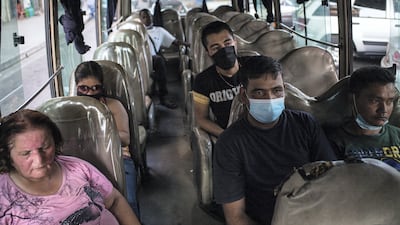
left=193, top=21, right=246, bottom=137
left=0, top=109, right=140, bottom=225
left=213, top=55, right=336, bottom=225
left=74, top=61, right=140, bottom=217
left=139, top=8, right=189, bottom=109
left=326, top=66, right=400, bottom=171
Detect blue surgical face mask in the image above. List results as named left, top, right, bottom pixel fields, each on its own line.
left=355, top=114, right=387, bottom=131
left=248, top=97, right=285, bottom=123
left=353, top=94, right=387, bottom=131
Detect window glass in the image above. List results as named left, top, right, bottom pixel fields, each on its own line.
left=354, top=0, right=386, bottom=11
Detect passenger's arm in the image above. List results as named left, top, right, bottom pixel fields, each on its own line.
left=223, top=198, right=258, bottom=225
left=172, top=39, right=190, bottom=47
left=108, top=98, right=130, bottom=147
left=194, top=100, right=224, bottom=137
left=105, top=188, right=141, bottom=225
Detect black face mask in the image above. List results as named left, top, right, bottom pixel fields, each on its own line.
left=211, top=46, right=237, bottom=70
left=77, top=92, right=104, bottom=100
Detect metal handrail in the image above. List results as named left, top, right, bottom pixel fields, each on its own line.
left=18, top=66, right=63, bottom=110
left=280, top=23, right=339, bottom=49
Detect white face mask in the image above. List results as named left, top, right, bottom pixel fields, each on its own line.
left=248, top=97, right=285, bottom=123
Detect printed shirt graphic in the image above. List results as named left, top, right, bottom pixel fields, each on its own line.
left=193, top=65, right=241, bottom=129
left=328, top=124, right=400, bottom=171
left=0, top=155, right=118, bottom=225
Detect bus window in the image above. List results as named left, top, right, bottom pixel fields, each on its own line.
left=0, top=1, right=51, bottom=115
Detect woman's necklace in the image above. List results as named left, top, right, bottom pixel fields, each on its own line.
left=218, top=72, right=235, bottom=88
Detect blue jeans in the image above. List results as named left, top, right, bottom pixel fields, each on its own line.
left=124, top=158, right=140, bottom=217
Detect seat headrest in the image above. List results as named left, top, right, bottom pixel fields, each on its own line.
left=272, top=158, right=400, bottom=225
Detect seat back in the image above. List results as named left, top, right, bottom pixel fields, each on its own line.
left=160, top=8, right=186, bottom=62
left=190, top=15, right=221, bottom=74
left=218, top=11, right=241, bottom=22
left=272, top=159, right=400, bottom=225
left=279, top=46, right=338, bottom=97
left=185, top=10, right=210, bottom=51
left=236, top=29, right=296, bottom=60
left=185, top=9, right=206, bottom=41
left=93, top=42, right=148, bottom=127
left=69, top=60, right=144, bottom=169
left=235, top=20, right=271, bottom=42
left=108, top=29, right=153, bottom=94
left=117, top=20, right=153, bottom=73
left=211, top=5, right=235, bottom=17
left=226, top=13, right=255, bottom=32
left=37, top=96, right=126, bottom=195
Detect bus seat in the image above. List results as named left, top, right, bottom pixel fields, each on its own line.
left=236, top=29, right=296, bottom=60
left=191, top=126, right=216, bottom=206
left=279, top=46, right=338, bottom=97
left=116, top=20, right=153, bottom=74
left=37, top=96, right=126, bottom=196
left=160, top=8, right=186, bottom=65
left=272, top=159, right=400, bottom=225
left=218, top=11, right=241, bottom=22
left=93, top=41, right=149, bottom=129
left=190, top=15, right=221, bottom=74
left=69, top=60, right=148, bottom=178
left=226, top=13, right=255, bottom=32
left=235, top=20, right=271, bottom=42
left=211, top=5, right=235, bottom=17
left=108, top=29, right=153, bottom=95
left=186, top=12, right=215, bottom=46
left=184, top=9, right=207, bottom=40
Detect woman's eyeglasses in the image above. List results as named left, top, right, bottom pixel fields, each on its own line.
left=77, top=84, right=103, bottom=93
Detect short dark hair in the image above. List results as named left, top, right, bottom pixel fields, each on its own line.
left=0, top=109, right=63, bottom=173
left=75, top=61, right=104, bottom=85
left=239, top=55, right=283, bottom=88
left=349, top=66, right=396, bottom=94
left=201, top=21, right=234, bottom=50
left=139, top=8, right=151, bottom=16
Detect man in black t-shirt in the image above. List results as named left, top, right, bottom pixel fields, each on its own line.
left=213, top=56, right=336, bottom=225
left=193, top=21, right=242, bottom=137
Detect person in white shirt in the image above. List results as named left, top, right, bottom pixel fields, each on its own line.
left=139, top=8, right=189, bottom=109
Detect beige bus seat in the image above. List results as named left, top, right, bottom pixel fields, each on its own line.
left=184, top=9, right=206, bottom=41
left=185, top=12, right=215, bottom=57
left=190, top=15, right=221, bottom=74
left=236, top=29, right=296, bottom=60
left=93, top=41, right=150, bottom=129
left=211, top=5, right=235, bottom=18
left=37, top=96, right=126, bottom=196
left=279, top=46, right=338, bottom=97
left=108, top=29, right=153, bottom=95
left=235, top=20, right=271, bottom=42
left=226, top=13, right=255, bottom=32
left=69, top=60, right=148, bottom=176
left=272, top=159, right=400, bottom=225
left=218, top=11, right=241, bottom=22
left=160, top=8, right=186, bottom=65
left=117, top=20, right=153, bottom=74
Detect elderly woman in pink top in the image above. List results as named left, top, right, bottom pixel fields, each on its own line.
left=0, top=109, right=141, bottom=225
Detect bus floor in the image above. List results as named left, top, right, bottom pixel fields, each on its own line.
left=137, top=60, right=224, bottom=225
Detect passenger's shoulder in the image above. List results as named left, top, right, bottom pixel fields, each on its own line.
left=219, top=118, right=247, bottom=138
left=385, top=124, right=400, bottom=133
left=284, top=109, right=315, bottom=121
